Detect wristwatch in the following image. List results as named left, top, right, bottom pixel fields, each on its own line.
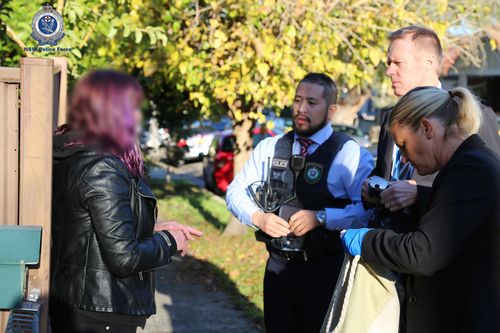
left=316, top=210, right=327, bottom=227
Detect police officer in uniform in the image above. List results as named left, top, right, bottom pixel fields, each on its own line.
left=226, top=73, right=374, bottom=333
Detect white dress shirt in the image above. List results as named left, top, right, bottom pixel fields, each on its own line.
left=226, top=123, right=374, bottom=230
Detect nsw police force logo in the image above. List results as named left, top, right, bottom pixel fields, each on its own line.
left=304, top=163, right=323, bottom=184
left=31, top=5, right=65, bottom=46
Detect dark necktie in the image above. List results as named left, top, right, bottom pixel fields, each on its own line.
left=297, top=137, right=314, bottom=157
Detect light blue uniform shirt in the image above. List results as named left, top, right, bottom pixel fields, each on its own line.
left=226, top=124, right=374, bottom=230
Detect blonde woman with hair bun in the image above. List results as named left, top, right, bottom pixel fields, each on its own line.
left=341, top=86, right=500, bottom=332
left=387, top=86, right=483, bottom=176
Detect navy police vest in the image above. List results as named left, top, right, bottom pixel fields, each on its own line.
left=262, top=128, right=353, bottom=255
left=271, top=130, right=352, bottom=210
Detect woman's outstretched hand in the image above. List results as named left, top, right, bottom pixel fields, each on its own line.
left=155, top=220, right=203, bottom=256
left=155, top=220, right=203, bottom=240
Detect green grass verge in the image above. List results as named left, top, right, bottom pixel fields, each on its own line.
left=150, top=179, right=267, bottom=327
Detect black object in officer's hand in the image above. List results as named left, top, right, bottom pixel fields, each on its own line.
left=368, top=176, right=390, bottom=198
left=248, top=156, right=303, bottom=213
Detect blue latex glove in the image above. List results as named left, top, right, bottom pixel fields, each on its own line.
left=341, top=228, right=372, bottom=256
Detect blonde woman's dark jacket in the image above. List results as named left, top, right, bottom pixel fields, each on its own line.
left=362, top=135, right=500, bottom=333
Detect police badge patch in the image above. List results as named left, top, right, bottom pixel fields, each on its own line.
left=31, top=5, right=65, bottom=46
left=304, top=163, right=323, bottom=184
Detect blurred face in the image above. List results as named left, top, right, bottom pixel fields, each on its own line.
left=293, top=82, right=335, bottom=137
left=89, top=88, right=140, bottom=151
left=386, top=37, right=431, bottom=97
left=390, top=120, right=441, bottom=175
left=108, top=91, right=140, bottom=149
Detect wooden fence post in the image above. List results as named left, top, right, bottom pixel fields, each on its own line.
left=18, top=57, right=55, bottom=333
left=0, top=70, right=21, bottom=332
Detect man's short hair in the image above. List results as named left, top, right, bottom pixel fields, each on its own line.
left=389, top=25, right=443, bottom=64
left=299, top=73, right=338, bottom=105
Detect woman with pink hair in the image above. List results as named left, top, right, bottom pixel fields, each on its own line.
left=50, top=70, right=201, bottom=332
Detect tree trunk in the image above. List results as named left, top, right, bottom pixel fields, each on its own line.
left=333, top=91, right=371, bottom=126
left=222, top=109, right=255, bottom=237
left=222, top=215, right=248, bottom=237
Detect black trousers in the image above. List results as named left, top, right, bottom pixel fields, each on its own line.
left=51, top=319, right=138, bottom=333
left=263, top=252, right=344, bottom=333
left=50, top=300, right=145, bottom=333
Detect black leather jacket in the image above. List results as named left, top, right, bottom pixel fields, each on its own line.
left=51, top=134, right=177, bottom=316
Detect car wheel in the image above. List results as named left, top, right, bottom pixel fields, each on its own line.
left=213, top=177, right=224, bottom=196
left=203, top=169, right=213, bottom=191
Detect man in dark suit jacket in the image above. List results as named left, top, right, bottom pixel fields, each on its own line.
left=363, top=25, right=500, bottom=215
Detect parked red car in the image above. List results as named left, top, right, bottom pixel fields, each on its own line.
left=203, top=128, right=279, bottom=194
left=202, top=131, right=236, bottom=194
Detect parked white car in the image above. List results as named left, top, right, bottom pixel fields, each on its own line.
left=178, top=119, right=232, bottom=162
left=183, top=130, right=217, bottom=161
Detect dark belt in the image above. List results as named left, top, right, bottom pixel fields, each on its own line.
left=267, top=246, right=310, bottom=262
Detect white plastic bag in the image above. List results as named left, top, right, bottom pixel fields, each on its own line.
left=322, top=255, right=400, bottom=333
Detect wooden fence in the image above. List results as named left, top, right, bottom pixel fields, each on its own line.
left=0, top=57, right=67, bottom=333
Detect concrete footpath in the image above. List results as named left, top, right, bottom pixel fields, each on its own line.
left=138, top=256, right=261, bottom=333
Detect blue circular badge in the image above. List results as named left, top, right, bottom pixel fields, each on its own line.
left=37, top=15, right=59, bottom=37
left=31, top=5, right=65, bottom=46
left=304, top=164, right=323, bottom=184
